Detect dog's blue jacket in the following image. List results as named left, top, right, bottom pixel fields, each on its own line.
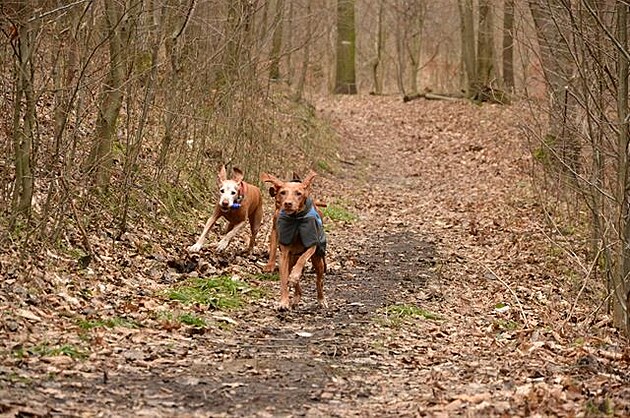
left=277, top=198, right=326, bottom=256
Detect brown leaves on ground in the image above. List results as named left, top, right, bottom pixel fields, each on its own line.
left=1, top=95, right=629, bottom=417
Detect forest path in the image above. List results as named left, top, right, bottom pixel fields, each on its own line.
left=2, top=96, right=629, bottom=417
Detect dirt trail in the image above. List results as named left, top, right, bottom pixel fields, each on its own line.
left=2, top=96, right=629, bottom=417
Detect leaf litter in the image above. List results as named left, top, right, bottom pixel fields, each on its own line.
left=1, top=95, right=629, bottom=417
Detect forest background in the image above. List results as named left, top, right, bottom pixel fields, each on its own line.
left=1, top=0, right=629, bottom=339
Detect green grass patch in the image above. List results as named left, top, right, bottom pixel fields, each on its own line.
left=322, top=203, right=358, bottom=223
left=384, top=304, right=443, bottom=321
left=493, top=319, right=520, bottom=331
left=167, top=275, right=260, bottom=310
left=249, top=272, right=279, bottom=282
left=178, top=313, right=207, bottom=328
left=317, top=160, right=332, bottom=173
left=77, top=316, right=140, bottom=330
left=14, top=343, right=87, bottom=360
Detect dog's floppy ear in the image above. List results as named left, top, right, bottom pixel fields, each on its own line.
left=232, top=167, right=244, bottom=183
left=302, top=170, right=317, bottom=189
left=218, top=165, right=227, bottom=183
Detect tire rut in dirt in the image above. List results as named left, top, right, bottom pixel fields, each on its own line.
left=199, top=227, right=438, bottom=416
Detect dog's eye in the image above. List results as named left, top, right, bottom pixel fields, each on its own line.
left=280, top=190, right=287, bottom=195
left=296, top=191, right=302, bottom=196
left=231, top=191, right=236, bottom=195
left=220, top=189, right=224, bottom=193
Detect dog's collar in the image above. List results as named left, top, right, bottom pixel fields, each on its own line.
left=237, top=182, right=246, bottom=203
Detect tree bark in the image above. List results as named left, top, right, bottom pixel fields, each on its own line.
left=409, top=1, right=426, bottom=96
left=502, top=0, right=515, bottom=91
left=293, top=0, right=312, bottom=101
left=269, top=0, right=285, bottom=81
left=87, top=0, right=131, bottom=189
left=458, top=0, right=476, bottom=96
left=475, top=0, right=495, bottom=96
left=370, top=0, right=385, bottom=95
left=9, top=1, right=37, bottom=226
left=615, top=1, right=630, bottom=334
left=334, top=0, right=357, bottom=94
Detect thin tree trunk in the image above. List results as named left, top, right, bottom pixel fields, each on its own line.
left=119, top=19, right=162, bottom=236
left=502, top=0, right=515, bottom=91
left=529, top=0, right=580, bottom=174
left=87, top=0, right=130, bottom=189
left=406, top=1, right=426, bottom=96
left=10, top=2, right=37, bottom=227
left=286, top=0, right=294, bottom=84
left=269, top=0, right=285, bottom=81
left=394, top=8, right=406, bottom=95
left=371, top=0, right=385, bottom=95
left=615, top=1, right=630, bottom=334
left=293, top=0, right=312, bottom=101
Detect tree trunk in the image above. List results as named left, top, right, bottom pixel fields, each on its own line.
left=293, top=0, right=312, bottom=101
left=475, top=0, right=495, bottom=96
left=87, top=0, right=131, bottom=189
left=157, top=0, right=194, bottom=177
left=406, top=1, right=426, bottom=97
left=458, top=0, right=476, bottom=96
left=286, top=0, right=294, bottom=84
left=529, top=0, right=580, bottom=174
left=370, top=0, right=385, bottom=95
left=9, top=1, right=37, bottom=227
left=502, top=0, right=515, bottom=91
left=119, top=12, right=162, bottom=236
left=269, top=0, right=285, bottom=81
left=615, top=1, right=630, bottom=334
left=334, top=0, right=357, bottom=94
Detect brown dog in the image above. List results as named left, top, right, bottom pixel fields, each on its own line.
left=263, top=173, right=326, bottom=273
left=261, top=171, right=327, bottom=310
left=263, top=172, right=301, bottom=273
left=188, top=165, right=263, bottom=253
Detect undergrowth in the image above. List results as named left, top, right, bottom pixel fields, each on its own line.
left=166, top=275, right=261, bottom=310
left=380, top=303, right=443, bottom=327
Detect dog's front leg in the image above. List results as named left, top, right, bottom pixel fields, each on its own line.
left=288, top=246, right=316, bottom=287
left=216, top=221, right=246, bottom=251
left=278, top=248, right=291, bottom=310
left=188, top=209, right=221, bottom=252
left=264, top=216, right=279, bottom=272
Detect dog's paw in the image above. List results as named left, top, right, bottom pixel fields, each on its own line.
left=278, top=299, right=291, bottom=311
left=262, top=263, right=276, bottom=273
left=290, top=296, right=302, bottom=308
left=188, top=243, right=202, bottom=252
left=318, top=298, right=328, bottom=309
left=216, top=239, right=229, bottom=252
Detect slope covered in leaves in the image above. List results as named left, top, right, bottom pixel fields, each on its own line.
left=1, top=95, right=629, bottom=417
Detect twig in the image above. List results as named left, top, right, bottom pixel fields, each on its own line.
left=479, top=261, right=528, bottom=326
left=61, top=178, right=101, bottom=264
left=28, top=0, right=92, bottom=23
left=561, top=246, right=605, bottom=332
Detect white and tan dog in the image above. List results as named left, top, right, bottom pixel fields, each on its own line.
left=188, top=165, right=263, bottom=253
